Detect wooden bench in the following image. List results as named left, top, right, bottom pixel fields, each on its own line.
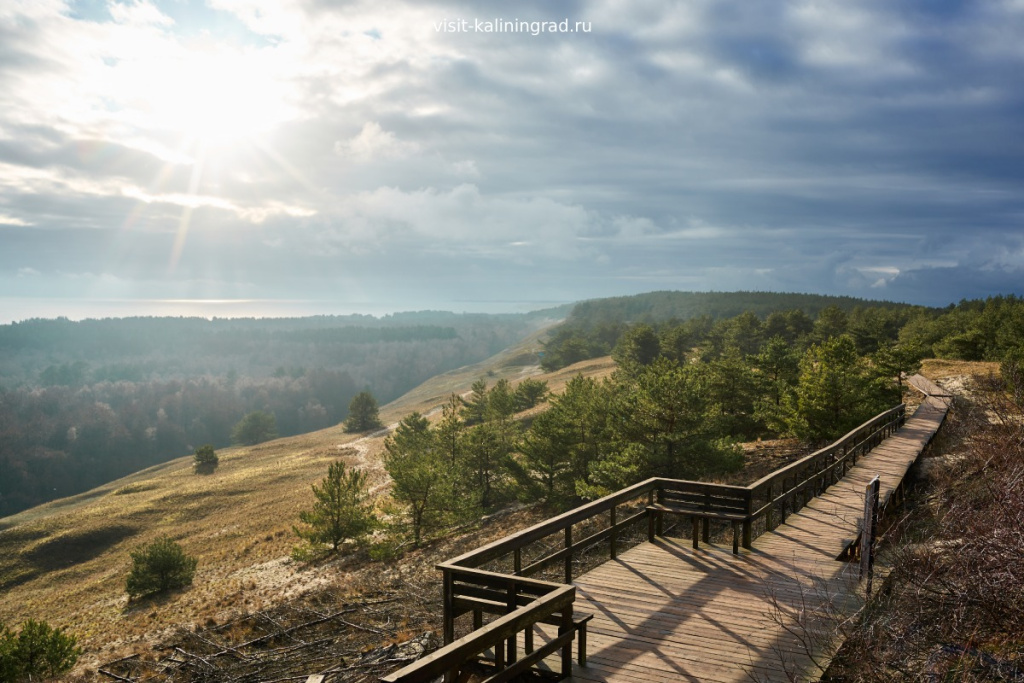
left=647, top=504, right=747, bottom=554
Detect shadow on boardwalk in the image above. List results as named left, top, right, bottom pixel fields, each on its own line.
left=545, top=389, right=949, bottom=683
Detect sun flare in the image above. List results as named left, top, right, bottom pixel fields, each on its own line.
left=122, top=47, right=293, bottom=149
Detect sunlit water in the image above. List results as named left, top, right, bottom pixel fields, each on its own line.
left=0, top=297, right=567, bottom=323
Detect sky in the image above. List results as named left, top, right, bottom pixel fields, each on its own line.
left=1, top=0, right=1023, bottom=322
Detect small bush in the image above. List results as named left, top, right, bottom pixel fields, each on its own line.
left=231, top=411, right=278, bottom=446
left=126, top=536, right=197, bottom=599
left=0, top=618, right=81, bottom=681
left=344, top=391, right=383, bottom=433
left=293, top=461, right=376, bottom=553
left=192, top=444, right=219, bottom=474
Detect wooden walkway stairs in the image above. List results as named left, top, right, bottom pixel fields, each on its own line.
left=558, top=378, right=949, bottom=681
left=381, top=375, right=951, bottom=683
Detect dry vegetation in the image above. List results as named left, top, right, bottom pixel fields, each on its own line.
left=822, top=363, right=1024, bottom=681
left=8, top=344, right=969, bottom=682
left=0, top=334, right=615, bottom=679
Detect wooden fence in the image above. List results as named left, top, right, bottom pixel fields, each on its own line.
left=381, top=403, right=906, bottom=683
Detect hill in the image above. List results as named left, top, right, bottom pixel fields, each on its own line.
left=3, top=289, right=1022, bottom=679
left=0, top=329, right=613, bottom=675
left=0, top=308, right=569, bottom=517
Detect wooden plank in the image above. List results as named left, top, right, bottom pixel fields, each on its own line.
left=385, top=395, right=948, bottom=683
left=555, top=391, right=947, bottom=682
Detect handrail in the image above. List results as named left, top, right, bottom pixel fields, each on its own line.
left=444, top=478, right=659, bottom=569
left=746, top=405, right=905, bottom=531
left=380, top=584, right=575, bottom=683
left=749, top=405, right=905, bottom=492
left=379, top=403, right=907, bottom=683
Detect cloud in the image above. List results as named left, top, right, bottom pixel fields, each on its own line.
left=335, top=122, right=420, bottom=162
left=0, top=0, right=1023, bottom=314
left=107, top=0, right=174, bottom=28
left=0, top=213, right=30, bottom=226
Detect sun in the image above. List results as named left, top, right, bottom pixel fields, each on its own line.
left=123, top=46, right=294, bottom=149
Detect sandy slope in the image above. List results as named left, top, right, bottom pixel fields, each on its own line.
left=0, top=326, right=615, bottom=672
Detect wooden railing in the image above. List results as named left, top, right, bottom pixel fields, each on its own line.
left=382, top=579, right=577, bottom=683
left=746, top=404, right=905, bottom=535
left=380, top=403, right=906, bottom=683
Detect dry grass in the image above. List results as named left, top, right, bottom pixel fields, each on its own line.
left=919, top=358, right=999, bottom=382
left=0, top=331, right=619, bottom=677
left=825, top=371, right=1024, bottom=681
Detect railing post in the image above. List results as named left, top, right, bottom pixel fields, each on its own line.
left=742, top=489, right=753, bottom=549
left=506, top=583, right=517, bottom=664
left=443, top=568, right=455, bottom=645
left=610, top=505, right=618, bottom=560
left=656, top=487, right=664, bottom=537
left=765, top=483, right=773, bottom=531
left=564, top=525, right=573, bottom=585
left=861, top=476, right=881, bottom=596
left=560, top=603, right=574, bottom=678
left=514, top=548, right=521, bottom=575
left=647, top=490, right=655, bottom=542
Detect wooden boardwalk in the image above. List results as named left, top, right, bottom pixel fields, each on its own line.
left=537, top=391, right=949, bottom=682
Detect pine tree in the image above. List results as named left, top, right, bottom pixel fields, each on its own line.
left=513, top=378, right=549, bottom=411
left=231, top=410, right=278, bottom=445
left=788, top=335, right=891, bottom=441
left=344, top=391, right=383, bottom=433
left=294, top=461, right=375, bottom=551
left=461, top=379, right=489, bottom=425
left=192, top=444, right=218, bottom=474
left=0, top=619, right=81, bottom=681
left=126, top=536, right=197, bottom=599
left=383, top=413, right=456, bottom=545
left=613, top=324, right=661, bottom=374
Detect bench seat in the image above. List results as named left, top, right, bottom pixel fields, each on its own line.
left=646, top=504, right=746, bottom=554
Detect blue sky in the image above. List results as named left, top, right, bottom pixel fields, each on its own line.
left=1, top=0, right=1023, bottom=321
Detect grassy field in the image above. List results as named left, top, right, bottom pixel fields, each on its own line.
left=0, top=328, right=617, bottom=673
left=0, top=343, right=977, bottom=675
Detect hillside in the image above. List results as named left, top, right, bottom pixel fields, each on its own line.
left=0, top=310, right=568, bottom=517
left=0, top=330, right=614, bottom=676
left=3, top=291, right=1021, bottom=680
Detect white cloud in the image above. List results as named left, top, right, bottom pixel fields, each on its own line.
left=0, top=213, right=30, bottom=226
left=121, top=186, right=315, bottom=224
left=1, top=0, right=1023, bottom=311
left=336, top=122, right=421, bottom=162
left=107, top=0, right=174, bottom=28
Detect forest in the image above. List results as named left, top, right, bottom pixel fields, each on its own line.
left=4, top=292, right=1023, bottom=522
left=378, top=293, right=1024, bottom=545
left=0, top=310, right=565, bottom=517
left=540, top=290, right=930, bottom=371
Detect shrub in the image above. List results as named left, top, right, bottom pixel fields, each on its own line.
left=0, top=619, right=81, bottom=681
left=126, top=536, right=197, bottom=599
left=192, top=444, right=219, bottom=474
left=1000, top=345, right=1024, bottom=406
left=293, top=461, right=376, bottom=553
left=231, top=410, right=278, bottom=446
left=344, top=391, right=383, bottom=432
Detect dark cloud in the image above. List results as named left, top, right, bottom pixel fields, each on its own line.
left=1, top=0, right=1023, bottom=320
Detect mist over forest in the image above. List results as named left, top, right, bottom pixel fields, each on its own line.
left=0, top=309, right=564, bottom=517
left=4, top=290, right=1022, bottom=520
